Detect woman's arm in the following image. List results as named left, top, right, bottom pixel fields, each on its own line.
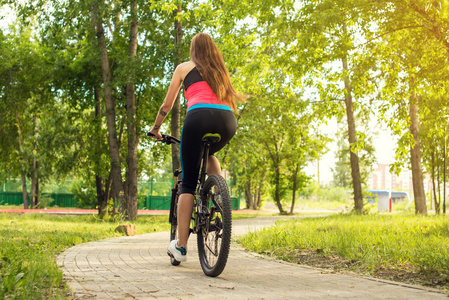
left=149, top=65, right=184, bottom=139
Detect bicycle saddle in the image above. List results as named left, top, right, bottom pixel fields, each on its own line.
left=202, top=133, right=221, bottom=144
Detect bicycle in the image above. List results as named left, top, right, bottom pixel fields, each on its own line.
left=147, top=132, right=232, bottom=277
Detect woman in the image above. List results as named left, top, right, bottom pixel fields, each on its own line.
left=149, top=33, right=241, bottom=262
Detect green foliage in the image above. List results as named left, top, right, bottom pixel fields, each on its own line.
left=298, top=181, right=351, bottom=209
left=2, top=0, right=449, bottom=214
left=34, top=195, right=54, bottom=209
left=70, top=179, right=97, bottom=209
left=332, top=113, right=377, bottom=189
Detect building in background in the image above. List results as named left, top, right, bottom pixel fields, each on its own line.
left=368, top=164, right=432, bottom=194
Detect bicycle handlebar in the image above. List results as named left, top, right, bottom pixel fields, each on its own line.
left=147, top=132, right=180, bottom=145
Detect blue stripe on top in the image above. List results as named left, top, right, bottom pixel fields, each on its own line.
left=187, top=103, right=232, bottom=112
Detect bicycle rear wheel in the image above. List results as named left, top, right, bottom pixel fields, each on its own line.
left=197, top=174, right=232, bottom=277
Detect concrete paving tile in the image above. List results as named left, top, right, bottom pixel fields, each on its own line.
left=58, top=217, right=448, bottom=300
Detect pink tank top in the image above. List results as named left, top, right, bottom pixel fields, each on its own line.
left=183, top=67, right=231, bottom=111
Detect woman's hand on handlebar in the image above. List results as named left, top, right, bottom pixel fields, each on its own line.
left=149, top=127, right=163, bottom=140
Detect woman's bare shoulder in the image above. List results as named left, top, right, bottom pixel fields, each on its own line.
left=176, top=61, right=196, bottom=78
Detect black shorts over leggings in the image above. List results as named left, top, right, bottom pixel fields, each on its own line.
left=180, top=108, right=237, bottom=195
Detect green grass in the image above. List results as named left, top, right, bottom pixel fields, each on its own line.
left=0, top=210, right=267, bottom=299
left=232, top=211, right=279, bottom=219
left=238, top=213, right=449, bottom=289
left=0, top=205, right=26, bottom=210
left=295, top=198, right=351, bottom=210
left=0, top=213, right=169, bottom=299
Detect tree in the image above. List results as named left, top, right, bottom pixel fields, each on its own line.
left=333, top=113, right=377, bottom=189
left=371, top=18, right=447, bottom=214
left=171, top=0, right=183, bottom=173
left=221, top=0, right=386, bottom=212
left=30, top=0, right=220, bottom=219
left=364, top=0, right=449, bottom=214
left=33, top=0, right=183, bottom=219
left=124, top=0, right=139, bottom=219
left=418, top=82, right=449, bottom=214
left=0, top=25, right=48, bottom=209
left=0, top=19, right=84, bottom=209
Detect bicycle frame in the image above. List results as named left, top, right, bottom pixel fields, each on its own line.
left=149, top=132, right=219, bottom=234
left=191, top=137, right=213, bottom=233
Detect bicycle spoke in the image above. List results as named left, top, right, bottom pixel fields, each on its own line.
left=197, top=174, right=231, bottom=277
left=205, top=237, right=219, bottom=257
left=204, top=215, right=222, bottom=257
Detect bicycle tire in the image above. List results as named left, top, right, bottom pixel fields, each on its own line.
left=197, top=174, right=232, bottom=277
left=169, top=184, right=181, bottom=266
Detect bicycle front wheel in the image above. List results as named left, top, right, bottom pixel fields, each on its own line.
left=197, top=174, right=232, bottom=277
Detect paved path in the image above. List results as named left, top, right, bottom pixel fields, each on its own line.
left=57, top=217, right=447, bottom=299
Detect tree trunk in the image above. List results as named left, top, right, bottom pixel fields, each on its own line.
left=30, top=160, right=38, bottom=208
left=440, top=130, right=447, bottom=215
left=409, top=97, right=427, bottom=214
left=342, top=54, right=363, bottom=213
left=265, top=140, right=285, bottom=214
left=125, top=0, right=139, bottom=220
left=16, top=112, right=28, bottom=209
left=256, top=170, right=265, bottom=210
left=245, top=180, right=253, bottom=209
left=171, top=1, right=183, bottom=172
left=20, top=172, right=28, bottom=209
left=92, top=6, right=126, bottom=216
left=256, top=187, right=262, bottom=209
left=252, top=192, right=257, bottom=210
left=437, top=154, right=441, bottom=209
left=250, top=186, right=257, bottom=210
left=91, top=13, right=108, bottom=219
left=34, top=173, right=39, bottom=207
left=30, top=114, right=38, bottom=208
left=256, top=173, right=264, bottom=209
left=273, top=166, right=285, bottom=214
left=431, top=150, right=439, bottom=214
left=105, top=176, right=113, bottom=214
left=290, top=164, right=299, bottom=214
left=96, top=175, right=107, bottom=217
left=93, top=86, right=108, bottom=219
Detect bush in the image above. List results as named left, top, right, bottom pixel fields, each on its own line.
left=297, top=182, right=350, bottom=209
left=34, top=195, right=53, bottom=209
left=70, top=179, right=97, bottom=208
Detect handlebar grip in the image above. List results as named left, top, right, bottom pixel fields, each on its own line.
left=146, top=132, right=180, bottom=145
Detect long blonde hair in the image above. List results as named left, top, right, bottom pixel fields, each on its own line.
left=190, top=33, right=242, bottom=112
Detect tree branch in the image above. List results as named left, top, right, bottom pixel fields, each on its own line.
left=358, top=25, right=424, bottom=46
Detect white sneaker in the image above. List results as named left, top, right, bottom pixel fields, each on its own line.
left=168, top=240, right=187, bottom=262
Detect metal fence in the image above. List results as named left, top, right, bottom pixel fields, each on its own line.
left=0, top=192, right=241, bottom=210
left=1, top=176, right=241, bottom=210
left=0, top=192, right=77, bottom=208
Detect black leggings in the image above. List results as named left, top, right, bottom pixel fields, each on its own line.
left=180, top=108, right=237, bottom=195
